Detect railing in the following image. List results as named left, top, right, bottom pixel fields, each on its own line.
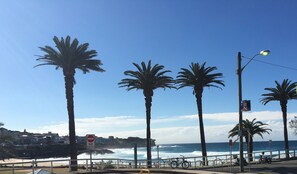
left=0, top=149, right=296, bottom=173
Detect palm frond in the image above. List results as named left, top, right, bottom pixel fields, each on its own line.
left=176, top=62, right=225, bottom=93
left=36, top=35, right=104, bottom=79
left=228, top=118, right=271, bottom=139
left=261, top=79, right=297, bottom=105
left=118, top=60, right=174, bottom=94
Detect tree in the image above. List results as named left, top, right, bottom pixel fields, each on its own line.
left=118, top=60, right=174, bottom=168
left=0, top=123, right=15, bottom=160
left=228, top=118, right=271, bottom=161
left=289, top=116, right=297, bottom=135
left=261, top=79, right=297, bottom=159
left=0, top=122, right=9, bottom=143
left=36, top=36, right=104, bottom=171
left=176, top=62, right=224, bottom=165
left=0, top=122, right=4, bottom=143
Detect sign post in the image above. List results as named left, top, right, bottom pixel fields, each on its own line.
left=87, top=134, right=96, bottom=149
left=86, top=134, right=96, bottom=172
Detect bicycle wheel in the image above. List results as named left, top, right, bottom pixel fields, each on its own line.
left=182, top=161, right=189, bottom=169
left=170, top=161, right=178, bottom=169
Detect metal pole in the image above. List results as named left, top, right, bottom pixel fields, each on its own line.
left=237, top=51, right=244, bottom=172
left=51, top=161, right=53, bottom=173
left=230, top=145, right=232, bottom=173
left=157, top=145, right=160, bottom=168
left=134, top=144, right=137, bottom=168
left=32, top=160, right=35, bottom=174
left=90, top=150, right=93, bottom=173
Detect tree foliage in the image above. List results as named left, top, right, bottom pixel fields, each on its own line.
left=261, top=79, right=297, bottom=159
left=119, top=60, right=174, bottom=168
left=176, top=62, right=224, bottom=165
left=36, top=36, right=104, bottom=171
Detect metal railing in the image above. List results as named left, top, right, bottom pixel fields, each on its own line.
left=0, top=149, right=296, bottom=173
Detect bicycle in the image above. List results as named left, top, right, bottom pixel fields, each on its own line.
left=169, top=156, right=190, bottom=169
left=259, top=155, right=272, bottom=164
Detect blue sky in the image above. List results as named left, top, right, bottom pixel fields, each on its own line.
left=1, top=0, right=297, bottom=144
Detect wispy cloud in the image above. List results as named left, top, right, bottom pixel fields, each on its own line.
left=28, top=111, right=297, bottom=144
left=179, top=111, right=297, bottom=122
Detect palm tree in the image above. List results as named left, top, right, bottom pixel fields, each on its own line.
left=118, top=60, right=174, bottom=168
left=35, top=36, right=104, bottom=171
left=176, top=62, right=224, bottom=165
left=228, top=118, right=271, bottom=161
left=289, top=116, right=297, bottom=135
left=261, top=79, right=297, bottom=159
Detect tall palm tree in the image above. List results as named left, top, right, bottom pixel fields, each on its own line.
left=176, top=62, right=224, bottom=165
left=118, top=60, right=174, bottom=168
left=35, top=36, right=104, bottom=171
left=228, top=118, right=271, bottom=161
left=261, top=79, right=297, bottom=159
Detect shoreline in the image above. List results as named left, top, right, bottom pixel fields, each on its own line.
left=2, top=141, right=296, bottom=165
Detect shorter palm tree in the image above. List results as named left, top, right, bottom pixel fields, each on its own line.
left=289, top=116, right=297, bottom=135
left=261, top=79, right=297, bottom=159
left=229, top=118, right=271, bottom=162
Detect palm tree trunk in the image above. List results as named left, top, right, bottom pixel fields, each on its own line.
left=248, top=137, right=253, bottom=162
left=244, top=136, right=249, bottom=161
left=281, top=103, right=289, bottom=159
left=195, top=93, right=207, bottom=165
left=64, top=75, right=77, bottom=171
left=144, top=95, right=152, bottom=168
left=245, top=135, right=253, bottom=162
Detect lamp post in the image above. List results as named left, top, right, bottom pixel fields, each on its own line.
left=237, top=50, right=270, bottom=172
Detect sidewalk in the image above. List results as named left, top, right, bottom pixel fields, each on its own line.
left=204, top=159, right=297, bottom=174
left=78, top=159, right=297, bottom=174
left=78, top=168, right=231, bottom=174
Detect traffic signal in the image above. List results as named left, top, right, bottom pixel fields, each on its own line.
left=241, top=100, right=251, bottom=111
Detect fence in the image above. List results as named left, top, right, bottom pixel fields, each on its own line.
left=0, top=149, right=296, bottom=173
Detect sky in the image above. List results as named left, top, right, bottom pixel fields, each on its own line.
left=1, top=0, right=297, bottom=144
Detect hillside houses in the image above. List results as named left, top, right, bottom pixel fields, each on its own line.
left=0, top=128, right=67, bottom=145
left=0, top=128, right=155, bottom=148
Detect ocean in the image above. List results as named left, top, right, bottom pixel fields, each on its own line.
left=77, top=140, right=297, bottom=160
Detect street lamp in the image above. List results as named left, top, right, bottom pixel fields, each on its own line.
left=237, top=50, right=270, bottom=172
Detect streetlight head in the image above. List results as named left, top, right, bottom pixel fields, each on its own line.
left=260, top=50, right=270, bottom=56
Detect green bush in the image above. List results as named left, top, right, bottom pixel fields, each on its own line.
left=95, top=160, right=115, bottom=169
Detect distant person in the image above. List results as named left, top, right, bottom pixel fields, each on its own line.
left=259, top=152, right=265, bottom=161
left=259, top=152, right=271, bottom=164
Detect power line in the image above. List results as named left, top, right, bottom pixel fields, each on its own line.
left=242, top=56, right=297, bottom=72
